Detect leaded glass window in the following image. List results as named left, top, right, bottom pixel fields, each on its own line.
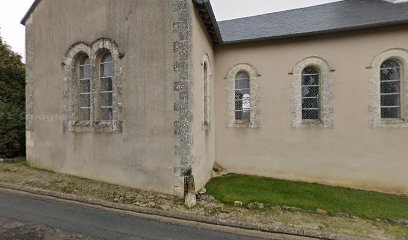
left=78, top=57, right=91, bottom=121
left=204, top=62, right=209, bottom=124
left=380, top=60, right=401, bottom=119
left=100, top=54, right=113, bottom=121
left=302, top=66, right=320, bottom=120
left=235, top=71, right=250, bottom=121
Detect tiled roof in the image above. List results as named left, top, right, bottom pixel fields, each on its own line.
left=218, top=0, right=408, bottom=44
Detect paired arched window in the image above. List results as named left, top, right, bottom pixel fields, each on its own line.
left=73, top=51, right=115, bottom=123
left=235, top=71, right=250, bottom=122
left=301, top=66, right=320, bottom=120
left=100, top=53, right=114, bottom=121
left=380, top=59, right=401, bottom=119
left=78, top=56, right=91, bottom=121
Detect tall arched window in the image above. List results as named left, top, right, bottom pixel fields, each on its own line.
left=301, top=66, right=320, bottom=120
left=235, top=71, right=250, bottom=122
left=100, top=53, right=113, bottom=121
left=380, top=59, right=401, bottom=119
left=203, top=62, right=209, bottom=126
left=78, top=56, right=91, bottom=121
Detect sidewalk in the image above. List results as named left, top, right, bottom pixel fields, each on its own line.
left=0, top=159, right=406, bottom=240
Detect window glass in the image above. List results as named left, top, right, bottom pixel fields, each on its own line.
left=100, top=53, right=113, bottom=121
left=78, top=56, right=91, bottom=121
left=380, top=60, right=401, bottom=119
left=302, top=66, right=320, bottom=120
left=235, top=71, right=250, bottom=121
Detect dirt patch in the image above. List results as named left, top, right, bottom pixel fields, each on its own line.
left=0, top=160, right=407, bottom=239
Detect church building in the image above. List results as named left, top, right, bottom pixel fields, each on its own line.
left=22, top=0, right=408, bottom=196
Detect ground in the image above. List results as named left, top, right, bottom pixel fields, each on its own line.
left=0, top=218, right=94, bottom=240
left=0, top=158, right=407, bottom=239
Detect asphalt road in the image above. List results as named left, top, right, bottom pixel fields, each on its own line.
left=0, top=191, right=266, bottom=240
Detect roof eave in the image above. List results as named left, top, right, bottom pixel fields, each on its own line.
left=221, top=20, right=408, bottom=45
left=21, top=0, right=42, bottom=25
left=192, top=0, right=223, bottom=45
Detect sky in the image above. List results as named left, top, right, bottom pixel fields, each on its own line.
left=0, top=0, right=341, bottom=61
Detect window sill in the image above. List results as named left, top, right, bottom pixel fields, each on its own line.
left=233, top=121, right=251, bottom=128
left=298, top=120, right=329, bottom=129
left=68, top=120, right=123, bottom=133
left=377, top=119, right=408, bottom=128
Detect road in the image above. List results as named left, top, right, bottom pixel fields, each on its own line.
left=0, top=191, right=267, bottom=240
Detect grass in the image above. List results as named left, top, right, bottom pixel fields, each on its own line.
left=206, top=174, right=408, bottom=220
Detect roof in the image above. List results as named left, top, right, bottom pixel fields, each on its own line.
left=21, top=0, right=42, bottom=25
left=219, top=0, right=408, bottom=44
left=21, top=0, right=408, bottom=45
left=192, top=0, right=222, bottom=45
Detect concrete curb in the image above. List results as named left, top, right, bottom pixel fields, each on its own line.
left=0, top=182, right=370, bottom=240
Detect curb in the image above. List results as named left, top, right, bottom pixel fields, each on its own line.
left=0, top=182, right=370, bottom=240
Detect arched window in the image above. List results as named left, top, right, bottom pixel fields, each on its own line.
left=78, top=56, right=91, bottom=121
left=203, top=62, right=209, bottom=125
left=380, top=60, right=401, bottom=119
left=301, top=66, right=320, bottom=120
left=235, top=71, right=250, bottom=122
left=99, top=53, right=113, bottom=121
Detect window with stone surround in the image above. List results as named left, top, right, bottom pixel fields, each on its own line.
left=77, top=55, right=92, bottom=122
left=380, top=60, right=402, bottom=119
left=235, top=71, right=250, bottom=122
left=226, top=63, right=260, bottom=128
left=63, top=38, right=123, bottom=133
left=369, top=49, right=408, bottom=128
left=201, top=54, right=212, bottom=130
left=292, top=57, right=333, bottom=128
left=302, top=66, right=320, bottom=120
left=98, top=53, right=114, bottom=121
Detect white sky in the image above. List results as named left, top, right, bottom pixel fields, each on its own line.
left=0, top=0, right=341, bottom=61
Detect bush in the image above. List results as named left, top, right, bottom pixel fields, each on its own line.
left=0, top=35, right=25, bottom=158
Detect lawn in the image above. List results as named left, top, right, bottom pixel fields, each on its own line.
left=206, top=174, right=408, bottom=220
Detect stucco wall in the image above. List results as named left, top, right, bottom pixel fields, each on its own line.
left=191, top=7, right=215, bottom=191
left=25, top=0, right=180, bottom=194
left=214, top=27, right=408, bottom=194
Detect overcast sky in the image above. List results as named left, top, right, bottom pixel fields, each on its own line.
left=0, top=0, right=341, bottom=61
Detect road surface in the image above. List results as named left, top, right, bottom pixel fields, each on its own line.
left=0, top=191, right=268, bottom=240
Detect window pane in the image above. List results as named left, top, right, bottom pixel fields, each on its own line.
left=381, top=94, right=401, bottom=106
left=302, top=98, right=319, bottom=109
left=80, top=57, right=91, bottom=79
left=235, top=100, right=243, bottom=111
left=80, top=80, right=91, bottom=93
left=101, top=54, right=113, bottom=77
left=100, top=92, right=113, bottom=107
left=381, top=81, right=400, bottom=94
left=79, top=108, right=90, bottom=121
left=79, top=94, right=90, bottom=108
left=381, top=107, right=400, bottom=119
left=101, top=108, right=113, bottom=121
left=302, top=110, right=319, bottom=120
left=302, top=86, right=319, bottom=97
left=101, top=78, right=113, bottom=92
left=102, top=54, right=112, bottom=63
left=302, top=74, right=319, bottom=86
left=101, top=63, right=113, bottom=77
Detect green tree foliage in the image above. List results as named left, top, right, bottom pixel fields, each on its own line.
left=0, top=35, right=25, bottom=158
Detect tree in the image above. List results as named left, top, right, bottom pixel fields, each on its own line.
left=0, top=34, right=25, bottom=158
